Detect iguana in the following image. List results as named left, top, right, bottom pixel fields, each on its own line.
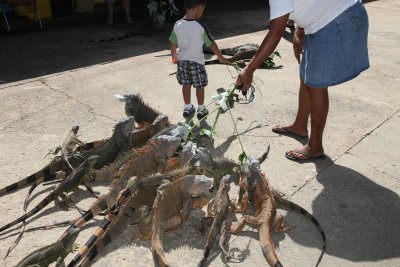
left=74, top=174, right=213, bottom=267
left=65, top=135, right=181, bottom=266
left=272, top=190, right=327, bottom=267
left=58, top=125, right=83, bottom=171
left=231, top=155, right=326, bottom=267
left=204, top=43, right=259, bottom=65
left=204, top=43, right=259, bottom=56
left=116, top=93, right=166, bottom=127
left=148, top=175, right=214, bottom=267
left=16, top=227, right=80, bottom=267
left=0, top=155, right=99, bottom=233
left=199, top=175, right=237, bottom=266
left=0, top=117, right=135, bottom=197
left=229, top=156, right=284, bottom=267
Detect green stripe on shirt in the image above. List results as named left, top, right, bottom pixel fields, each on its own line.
left=169, top=30, right=177, bottom=44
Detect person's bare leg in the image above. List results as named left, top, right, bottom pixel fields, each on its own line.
left=286, top=86, right=329, bottom=159
left=182, top=85, right=191, bottom=105
left=273, top=79, right=310, bottom=137
left=196, top=87, right=205, bottom=106
left=122, top=0, right=132, bottom=22
left=107, top=2, right=114, bottom=22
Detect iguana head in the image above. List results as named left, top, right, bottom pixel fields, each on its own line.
left=187, top=175, right=214, bottom=198
left=116, top=93, right=146, bottom=118
left=156, top=135, right=181, bottom=157
left=113, top=116, right=136, bottom=148
left=244, top=156, right=261, bottom=185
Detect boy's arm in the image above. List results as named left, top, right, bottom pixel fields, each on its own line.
left=209, top=41, right=228, bottom=64
left=169, top=28, right=178, bottom=64
left=170, top=42, right=178, bottom=64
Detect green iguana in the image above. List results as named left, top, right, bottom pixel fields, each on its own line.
left=16, top=227, right=80, bottom=267
left=116, top=93, right=166, bottom=127
left=0, top=155, right=99, bottom=233
left=0, top=117, right=135, bottom=198
left=58, top=125, right=83, bottom=171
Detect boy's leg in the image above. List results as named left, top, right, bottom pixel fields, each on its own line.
left=182, top=85, right=191, bottom=105
left=196, top=87, right=204, bottom=106
left=182, top=85, right=195, bottom=117
left=196, top=87, right=209, bottom=120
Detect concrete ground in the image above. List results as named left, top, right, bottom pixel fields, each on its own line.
left=0, top=0, right=399, bottom=266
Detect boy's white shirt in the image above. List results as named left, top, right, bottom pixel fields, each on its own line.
left=269, top=0, right=359, bottom=34
left=172, top=19, right=213, bottom=65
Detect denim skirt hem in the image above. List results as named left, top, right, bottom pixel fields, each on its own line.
left=299, top=1, right=370, bottom=88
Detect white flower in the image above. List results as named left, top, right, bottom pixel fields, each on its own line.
left=211, top=91, right=230, bottom=111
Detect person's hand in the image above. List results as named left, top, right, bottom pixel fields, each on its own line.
left=293, top=27, right=304, bottom=64
left=172, top=55, right=178, bottom=64
left=218, top=56, right=229, bottom=64
left=235, top=67, right=253, bottom=91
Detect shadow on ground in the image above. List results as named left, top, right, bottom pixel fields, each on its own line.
left=285, top=156, right=400, bottom=262
left=0, top=0, right=268, bottom=84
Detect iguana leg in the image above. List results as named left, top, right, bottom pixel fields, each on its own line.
left=180, top=199, right=193, bottom=221
left=228, top=215, right=258, bottom=234
left=235, top=191, right=249, bottom=212
left=271, top=213, right=293, bottom=233
left=55, top=193, right=72, bottom=210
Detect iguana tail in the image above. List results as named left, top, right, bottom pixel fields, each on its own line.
left=0, top=191, right=56, bottom=233
left=0, top=158, right=65, bottom=197
left=77, top=205, right=138, bottom=267
left=67, top=214, right=116, bottom=267
left=259, top=222, right=283, bottom=267
left=274, top=192, right=326, bottom=267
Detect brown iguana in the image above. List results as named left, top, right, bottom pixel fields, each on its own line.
left=229, top=156, right=284, bottom=267
left=74, top=174, right=213, bottom=267
left=199, top=175, right=237, bottom=266
left=0, top=155, right=99, bottom=233
left=148, top=174, right=214, bottom=267
left=231, top=156, right=326, bottom=267
left=16, top=227, right=80, bottom=267
left=65, top=135, right=181, bottom=266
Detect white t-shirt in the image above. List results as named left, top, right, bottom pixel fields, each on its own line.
left=269, top=0, right=359, bottom=34
left=169, top=19, right=214, bottom=65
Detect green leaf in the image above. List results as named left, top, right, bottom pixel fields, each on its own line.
left=238, top=151, right=247, bottom=164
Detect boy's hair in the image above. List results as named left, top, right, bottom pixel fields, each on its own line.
left=184, top=0, right=207, bottom=9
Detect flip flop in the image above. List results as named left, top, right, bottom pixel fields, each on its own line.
left=272, top=126, right=308, bottom=138
left=285, top=151, right=325, bottom=161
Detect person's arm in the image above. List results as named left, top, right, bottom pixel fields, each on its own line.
left=170, top=42, right=178, bottom=64
left=209, top=41, right=228, bottom=64
left=236, top=13, right=289, bottom=90
left=293, top=27, right=305, bottom=64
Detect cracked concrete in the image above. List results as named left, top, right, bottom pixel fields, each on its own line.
left=0, top=0, right=399, bottom=266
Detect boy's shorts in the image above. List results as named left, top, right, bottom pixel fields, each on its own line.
left=176, top=60, right=208, bottom=89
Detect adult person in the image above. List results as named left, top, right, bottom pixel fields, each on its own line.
left=236, top=0, right=369, bottom=161
left=106, top=0, right=133, bottom=24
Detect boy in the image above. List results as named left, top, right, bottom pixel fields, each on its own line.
left=169, top=0, right=227, bottom=120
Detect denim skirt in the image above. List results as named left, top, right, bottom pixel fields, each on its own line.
left=300, top=1, right=370, bottom=88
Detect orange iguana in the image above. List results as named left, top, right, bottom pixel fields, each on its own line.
left=232, top=156, right=326, bottom=267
